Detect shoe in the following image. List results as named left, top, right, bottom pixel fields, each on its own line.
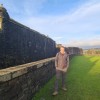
left=52, top=91, right=58, bottom=96
left=62, top=87, right=67, bottom=91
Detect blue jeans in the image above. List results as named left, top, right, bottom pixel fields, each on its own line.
left=54, top=70, right=66, bottom=92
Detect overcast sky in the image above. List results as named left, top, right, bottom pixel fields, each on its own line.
left=0, top=0, right=100, bottom=49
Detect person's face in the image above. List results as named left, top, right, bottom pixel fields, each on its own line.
left=60, top=47, right=65, bottom=54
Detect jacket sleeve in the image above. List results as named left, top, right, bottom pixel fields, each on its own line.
left=55, top=53, right=58, bottom=67
left=67, top=55, right=69, bottom=67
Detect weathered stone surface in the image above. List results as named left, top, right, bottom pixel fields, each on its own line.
left=0, top=71, right=11, bottom=82
left=37, top=63, right=43, bottom=68
left=11, top=67, right=28, bottom=78
left=0, top=57, right=55, bottom=100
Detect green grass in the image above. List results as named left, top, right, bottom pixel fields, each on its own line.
left=32, top=56, right=100, bottom=100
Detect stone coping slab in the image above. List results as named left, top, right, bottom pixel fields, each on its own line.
left=0, top=57, right=55, bottom=82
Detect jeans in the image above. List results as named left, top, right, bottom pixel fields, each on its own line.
left=54, top=70, right=66, bottom=92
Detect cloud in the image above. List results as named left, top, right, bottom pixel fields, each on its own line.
left=22, top=2, right=100, bottom=32
left=53, top=36, right=64, bottom=40
left=65, top=34, right=100, bottom=49
left=1, top=0, right=47, bottom=18
left=23, top=0, right=47, bottom=16
left=66, top=38, right=100, bottom=47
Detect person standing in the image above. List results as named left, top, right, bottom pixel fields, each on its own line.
left=52, top=46, right=69, bottom=96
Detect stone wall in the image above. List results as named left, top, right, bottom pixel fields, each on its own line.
left=56, top=47, right=83, bottom=55
left=0, top=6, right=56, bottom=69
left=0, top=57, right=55, bottom=100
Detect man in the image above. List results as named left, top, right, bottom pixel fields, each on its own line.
left=52, top=46, right=69, bottom=96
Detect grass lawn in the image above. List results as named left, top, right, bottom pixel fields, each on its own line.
left=32, top=56, right=100, bottom=100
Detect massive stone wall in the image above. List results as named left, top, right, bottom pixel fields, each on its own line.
left=0, top=57, right=55, bottom=100
left=0, top=6, right=56, bottom=69
left=56, top=46, right=83, bottom=55
left=68, top=47, right=83, bottom=55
